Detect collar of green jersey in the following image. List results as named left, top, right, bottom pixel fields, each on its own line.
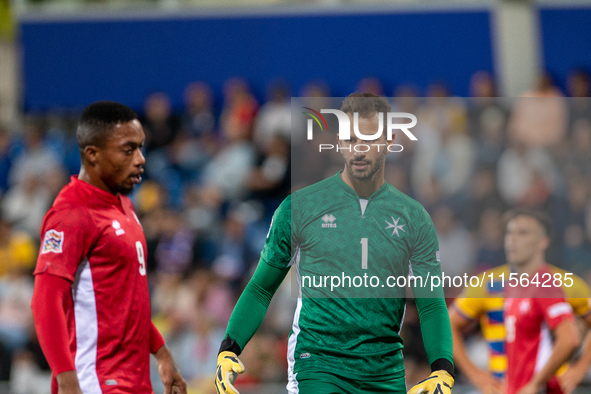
left=333, top=171, right=389, bottom=200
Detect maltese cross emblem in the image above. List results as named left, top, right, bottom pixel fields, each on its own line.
left=385, top=216, right=406, bottom=237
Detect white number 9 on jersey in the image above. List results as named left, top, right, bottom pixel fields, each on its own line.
left=136, top=241, right=146, bottom=276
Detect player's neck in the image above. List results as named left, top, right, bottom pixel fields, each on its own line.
left=79, top=166, right=117, bottom=196
left=512, top=257, right=545, bottom=275
left=341, top=168, right=385, bottom=198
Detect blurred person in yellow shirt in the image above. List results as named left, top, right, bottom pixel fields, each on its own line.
left=0, top=217, right=36, bottom=278
left=0, top=216, right=36, bottom=359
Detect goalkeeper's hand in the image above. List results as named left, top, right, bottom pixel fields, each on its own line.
left=407, top=370, right=454, bottom=394
left=215, top=351, right=245, bottom=394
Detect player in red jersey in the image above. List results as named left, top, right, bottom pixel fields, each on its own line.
left=31, top=101, right=187, bottom=394
left=503, top=209, right=581, bottom=394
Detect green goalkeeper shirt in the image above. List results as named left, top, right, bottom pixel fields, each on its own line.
left=225, top=172, right=453, bottom=382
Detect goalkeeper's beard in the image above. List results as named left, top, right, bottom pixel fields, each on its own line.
left=344, top=154, right=385, bottom=182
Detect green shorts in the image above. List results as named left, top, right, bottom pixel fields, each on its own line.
left=288, top=370, right=407, bottom=394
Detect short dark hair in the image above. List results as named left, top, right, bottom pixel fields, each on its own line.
left=340, top=93, right=391, bottom=116
left=504, top=208, right=552, bottom=237
left=77, top=101, right=138, bottom=158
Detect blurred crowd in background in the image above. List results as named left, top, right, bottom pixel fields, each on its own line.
left=0, top=68, right=590, bottom=394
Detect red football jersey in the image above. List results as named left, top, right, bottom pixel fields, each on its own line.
left=34, top=176, right=153, bottom=393
left=504, top=267, right=575, bottom=394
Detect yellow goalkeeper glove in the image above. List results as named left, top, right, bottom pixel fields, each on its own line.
left=407, top=370, right=454, bottom=394
left=215, top=351, right=245, bottom=394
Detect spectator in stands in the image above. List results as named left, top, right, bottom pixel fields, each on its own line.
left=154, top=209, right=195, bottom=276
left=199, top=108, right=257, bottom=206
left=191, top=270, right=234, bottom=329
left=9, top=327, right=51, bottom=394
left=166, top=311, right=224, bottom=393
left=150, top=270, right=232, bottom=393
left=181, top=82, right=215, bottom=138
left=1, top=174, right=52, bottom=238
left=159, top=82, right=218, bottom=184
left=563, top=118, right=591, bottom=177
left=432, top=205, right=475, bottom=289
left=562, top=224, right=591, bottom=277
left=386, top=86, right=420, bottom=179
left=236, top=332, right=286, bottom=389
left=211, top=210, right=253, bottom=286
left=0, top=217, right=35, bottom=381
left=220, top=77, right=258, bottom=141
left=0, top=246, right=34, bottom=358
left=524, top=71, right=564, bottom=97
left=247, top=134, right=290, bottom=212
left=412, top=88, right=474, bottom=207
left=384, top=164, right=410, bottom=196
left=0, top=217, right=36, bottom=278
left=462, top=166, right=507, bottom=230
left=566, top=69, right=591, bottom=132
left=474, top=208, right=506, bottom=270
left=356, top=77, right=384, bottom=96
left=300, top=80, right=330, bottom=98
left=562, top=175, right=591, bottom=241
left=141, top=91, right=180, bottom=151
left=290, top=81, right=334, bottom=189
left=567, top=68, right=591, bottom=98
left=0, top=122, right=68, bottom=235
left=297, top=80, right=332, bottom=135
left=253, top=80, right=291, bottom=150
left=7, top=120, right=61, bottom=189
left=392, top=85, right=420, bottom=114
left=509, top=71, right=568, bottom=148
left=472, top=108, right=507, bottom=167
left=141, top=91, right=188, bottom=206
left=0, top=125, right=14, bottom=195
left=497, top=140, right=559, bottom=206
left=467, top=71, right=508, bottom=166
left=469, top=71, right=497, bottom=98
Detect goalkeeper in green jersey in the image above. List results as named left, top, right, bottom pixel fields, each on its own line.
left=215, top=94, right=454, bottom=394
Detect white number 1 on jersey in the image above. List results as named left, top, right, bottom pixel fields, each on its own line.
left=360, top=238, right=368, bottom=269
left=136, top=241, right=146, bottom=276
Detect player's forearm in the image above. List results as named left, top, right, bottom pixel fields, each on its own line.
left=449, top=310, right=479, bottom=379
left=415, top=297, right=454, bottom=374
left=530, top=320, right=580, bottom=387
left=56, top=370, right=83, bottom=394
left=222, top=260, right=289, bottom=353
left=31, top=274, right=76, bottom=375
left=570, top=329, right=591, bottom=373
left=451, top=330, right=473, bottom=373
left=223, top=287, right=271, bottom=353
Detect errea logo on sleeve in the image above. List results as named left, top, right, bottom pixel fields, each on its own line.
left=41, top=229, right=64, bottom=254
left=112, top=220, right=125, bottom=236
